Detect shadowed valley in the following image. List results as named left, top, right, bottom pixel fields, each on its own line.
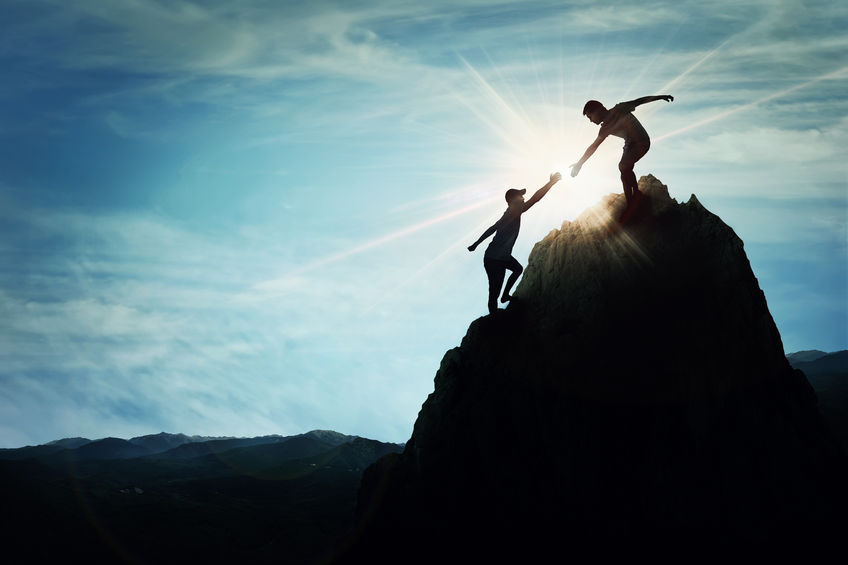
left=0, top=430, right=401, bottom=564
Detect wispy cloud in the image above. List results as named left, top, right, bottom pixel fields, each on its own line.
left=0, top=190, right=476, bottom=445
left=565, top=2, right=683, bottom=31
left=660, top=116, right=848, bottom=182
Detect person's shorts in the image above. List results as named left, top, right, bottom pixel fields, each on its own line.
left=621, top=140, right=650, bottom=168
left=484, top=256, right=522, bottom=274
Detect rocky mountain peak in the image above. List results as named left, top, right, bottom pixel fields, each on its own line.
left=345, top=176, right=846, bottom=561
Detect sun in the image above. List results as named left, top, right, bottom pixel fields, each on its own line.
left=481, top=122, right=624, bottom=227
left=450, top=53, right=631, bottom=225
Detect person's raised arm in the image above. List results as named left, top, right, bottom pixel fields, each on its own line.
left=523, top=172, right=562, bottom=212
left=623, top=94, right=674, bottom=109
left=569, top=136, right=605, bottom=177
left=468, top=222, right=499, bottom=252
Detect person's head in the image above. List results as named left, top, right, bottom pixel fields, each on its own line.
left=583, top=100, right=607, bottom=124
left=504, top=188, right=526, bottom=206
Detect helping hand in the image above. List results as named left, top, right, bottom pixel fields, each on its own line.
left=569, top=163, right=581, bottom=177
left=550, top=172, right=562, bottom=183
left=661, top=95, right=674, bottom=102
left=468, top=243, right=477, bottom=252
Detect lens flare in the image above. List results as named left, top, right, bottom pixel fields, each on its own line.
left=254, top=42, right=846, bottom=301
left=254, top=195, right=502, bottom=295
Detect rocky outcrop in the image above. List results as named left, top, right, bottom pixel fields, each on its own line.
left=344, top=176, right=846, bottom=561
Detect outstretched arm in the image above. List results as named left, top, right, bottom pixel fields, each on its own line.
left=468, top=222, right=498, bottom=252
left=570, top=136, right=605, bottom=177
left=523, top=172, right=562, bottom=212
left=623, top=94, right=674, bottom=109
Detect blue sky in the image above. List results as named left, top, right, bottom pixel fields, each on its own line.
left=1, top=0, right=846, bottom=447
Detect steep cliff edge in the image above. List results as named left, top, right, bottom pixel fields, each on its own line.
left=345, top=176, right=845, bottom=561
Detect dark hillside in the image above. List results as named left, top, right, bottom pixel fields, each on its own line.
left=0, top=432, right=401, bottom=564
left=347, top=176, right=846, bottom=562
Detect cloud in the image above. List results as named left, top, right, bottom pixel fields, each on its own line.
left=0, top=189, right=478, bottom=445
left=4, top=0, right=845, bottom=153
left=4, top=0, right=421, bottom=80
left=565, top=2, right=682, bottom=31
left=1, top=294, right=177, bottom=339
left=665, top=118, right=848, bottom=167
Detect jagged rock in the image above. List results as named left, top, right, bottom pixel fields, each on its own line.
left=343, top=176, right=846, bottom=562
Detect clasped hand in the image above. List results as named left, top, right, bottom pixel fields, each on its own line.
left=569, top=163, right=582, bottom=177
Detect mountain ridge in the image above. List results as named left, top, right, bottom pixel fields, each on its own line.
left=0, top=429, right=360, bottom=459
left=345, top=175, right=846, bottom=561
left=788, top=350, right=848, bottom=376
left=0, top=428, right=402, bottom=564
left=786, top=349, right=829, bottom=364
left=0, top=429, right=382, bottom=464
left=787, top=350, right=848, bottom=450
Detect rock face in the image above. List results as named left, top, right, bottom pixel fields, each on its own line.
left=345, top=176, right=846, bottom=561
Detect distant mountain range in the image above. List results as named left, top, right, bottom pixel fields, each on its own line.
left=786, top=349, right=829, bottom=364
left=786, top=349, right=848, bottom=376
left=786, top=349, right=848, bottom=450
left=0, top=429, right=402, bottom=564
left=0, top=429, right=359, bottom=461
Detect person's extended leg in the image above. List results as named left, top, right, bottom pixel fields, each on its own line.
left=484, top=259, right=507, bottom=314
left=619, top=159, right=638, bottom=204
left=619, top=165, right=635, bottom=204
left=500, top=256, right=524, bottom=303
left=619, top=142, right=649, bottom=205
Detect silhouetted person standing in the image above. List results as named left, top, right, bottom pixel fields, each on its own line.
left=570, top=95, right=673, bottom=208
left=468, top=172, right=562, bottom=315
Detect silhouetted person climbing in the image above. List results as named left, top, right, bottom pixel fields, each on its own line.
left=570, top=95, right=673, bottom=210
left=468, top=172, right=562, bottom=315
